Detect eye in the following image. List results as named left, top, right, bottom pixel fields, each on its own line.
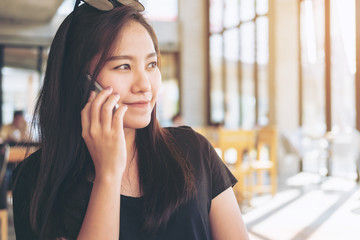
left=147, top=61, right=157, bottom=69
left=114, top=64, right=130, bottom=70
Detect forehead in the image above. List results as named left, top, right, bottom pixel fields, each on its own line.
left=113, top=20, right=155, bottom=54
left=89, top=20, right=157, bottom=73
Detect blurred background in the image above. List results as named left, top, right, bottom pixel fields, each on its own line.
left=0, top=0, right=359, bottom=239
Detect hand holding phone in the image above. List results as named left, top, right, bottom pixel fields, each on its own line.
left=81, top=76, right=129, bottom=180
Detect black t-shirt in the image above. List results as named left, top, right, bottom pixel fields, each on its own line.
left=12, top=126, right=237, bottom=240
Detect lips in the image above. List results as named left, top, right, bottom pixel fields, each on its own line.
left=124, top=101, right=151, bottom=108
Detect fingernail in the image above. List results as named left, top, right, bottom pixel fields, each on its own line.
left=106, top=86, right=112, bottom=91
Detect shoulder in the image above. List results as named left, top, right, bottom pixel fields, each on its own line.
left=164, top=126, right=211, bottom=150
left=164, top=126, right=215, bottom=169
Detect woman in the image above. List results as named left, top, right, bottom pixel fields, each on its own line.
left=12, top=0, right=249, bottom=239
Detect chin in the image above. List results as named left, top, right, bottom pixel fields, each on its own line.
left=123, top=116, right=152, bottom=129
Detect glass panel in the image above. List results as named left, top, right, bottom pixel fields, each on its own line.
left=331, top=0, right=356, bottom=132
left=256, top=17, right=269, bottom=125
left=240, top=22, right=255, bottom=128
left=256, top=0, right=269, bottom=15
left=301, top=0, right=326, bottom=135
left=210, top=0, right=223, bottom=33
left=224, top=29, right=240, bottom=128
left=256, top=16, right=269, bottom=126
left=241, top=63, right=255, bottom=129
left=210, top=34, right=225, bottom=123
left=240, top=0, right=255, bottom=21
left=258, top=64, right=269, bottom=126
left=240, top=22, right=255, bottom=64
left=224, top=0, right=239, bottom=28
left=256, top=16, right=269, bottom=65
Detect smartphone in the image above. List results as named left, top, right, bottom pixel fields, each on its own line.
left=88, top=75, right=119, bottom=112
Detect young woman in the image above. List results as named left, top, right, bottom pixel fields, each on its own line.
left=12, top=0, right=249, bottom=239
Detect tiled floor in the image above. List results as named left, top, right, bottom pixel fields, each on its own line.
left=243, top=173, right=360, bottom=240
left=6, top=173, right=360, bottom=240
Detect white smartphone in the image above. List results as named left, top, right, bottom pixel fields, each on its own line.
left=88, top=75, right=119, bottom=112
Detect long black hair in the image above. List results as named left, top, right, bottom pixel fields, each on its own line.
left=17, top=4, right=195, bottom=239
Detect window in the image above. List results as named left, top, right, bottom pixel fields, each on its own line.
left=208, top=0, right=270, bottom=128
left=1, top=46, right=45, bottom=127
left=299, top=0, right=356, bottom=134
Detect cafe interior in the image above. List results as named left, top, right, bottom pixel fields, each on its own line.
left=0, top=0, right=359, bottom=239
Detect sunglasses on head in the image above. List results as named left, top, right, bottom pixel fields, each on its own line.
left=74, top=0, right=145, bottom=12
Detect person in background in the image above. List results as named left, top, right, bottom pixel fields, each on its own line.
left=12, top=1, right=249, bottom=239
left=0, top=110, right=29, bottom=144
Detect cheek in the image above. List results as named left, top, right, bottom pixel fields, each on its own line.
left=112, top=82, right=130, bottom=96
left=151, top=71, right=162, bottom=95
left=97, top=73, right=131, bottom=96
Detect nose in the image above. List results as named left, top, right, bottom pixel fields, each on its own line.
left=132, top=68, right=151, bottom=93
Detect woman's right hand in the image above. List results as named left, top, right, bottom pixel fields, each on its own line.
left=81, top=87, right=128, bottom=179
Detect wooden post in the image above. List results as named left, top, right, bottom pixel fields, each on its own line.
left=356, top=0, right=360, bottom=131
left=324, top=0, right=332, bottom=132
left=356, top=0, right=360, bottom=182
left=206, top=0, right=211, bottom=125
left=254, top=1, right=259, bottom=126
left=0, top=45, right=4, bottom=127
left=298, top=0, right=303, bottom=128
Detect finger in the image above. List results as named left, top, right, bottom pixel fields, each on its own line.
left=112, top=104, right=128, bottom=133
left=81, top=91, right=96, bottom=137
left=90, top=87, right=113, bottom=131
left=101, top=93, right=121, bottom=131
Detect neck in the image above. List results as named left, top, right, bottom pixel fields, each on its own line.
left=121, top=128, right=141, bottom=196
left=124, top=128, right=136, bottom=163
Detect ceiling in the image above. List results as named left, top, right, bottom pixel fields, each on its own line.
left=0, top=0, right=65, bottom=70
left=0, top=0, right=64, bottom=23
left=0, top=0, right=180, bottom=71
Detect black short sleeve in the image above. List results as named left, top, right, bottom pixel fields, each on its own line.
left=11, top=127, right=238, bottom=240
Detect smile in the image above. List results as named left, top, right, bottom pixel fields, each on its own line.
left=124, top=101, right=150, bottom=108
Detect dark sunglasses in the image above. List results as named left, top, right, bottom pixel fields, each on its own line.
left=73, top=0, right=145, bottom=12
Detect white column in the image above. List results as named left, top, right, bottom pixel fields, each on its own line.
left=178, top=0, right=207, bottom=127
left=270, top=0, right=300, bottom=182
left=272, top=0, right=299, bottom=132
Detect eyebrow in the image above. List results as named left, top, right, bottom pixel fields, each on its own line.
left=106, top=52, right=157, bottom=62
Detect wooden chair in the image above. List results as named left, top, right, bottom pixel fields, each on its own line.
left=218, top=129, right=256, bottom=205
left=0, top=144, right=9, bottom=240
left=252, top=126, right=278, bottom=196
